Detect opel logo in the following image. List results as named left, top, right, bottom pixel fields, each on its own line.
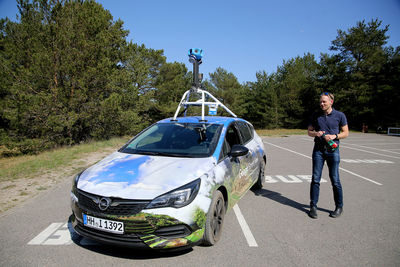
left=98, top=197, right=111, bottom=211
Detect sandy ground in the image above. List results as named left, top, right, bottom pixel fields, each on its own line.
left=0, top=147, right=117, bottom=214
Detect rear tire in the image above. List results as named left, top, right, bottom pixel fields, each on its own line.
left=252, top=160, right=265, bottom=190
left=203, top=190, right=226, bottom=246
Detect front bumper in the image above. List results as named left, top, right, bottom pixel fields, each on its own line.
left=71, top=190, right=204, bottom=250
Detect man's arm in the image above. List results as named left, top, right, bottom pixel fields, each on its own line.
left=308, top=125, right=324, bottom=138
left=338, top=125, right=349, bottom=139
left=323, top=125, right=349, bottom=141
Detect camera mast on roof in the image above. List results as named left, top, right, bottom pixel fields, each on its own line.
left=171, top=48, right=237, bottom=122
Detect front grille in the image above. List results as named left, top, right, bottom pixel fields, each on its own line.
left=77, top=222, right=141, bottom=241
left=75, top=222, right=148, bottom=247
left=154, top=225, right=192, bottom=238
left=77, top=189, right=150, bottom=216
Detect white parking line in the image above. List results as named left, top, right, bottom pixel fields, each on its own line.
left=340, top=142, right=400, bottom=155
left=28, top=223, right=65, bottom=245
left=233, top=204, right=258, bottom=247
left=28, top=222, right=101, bottom=246
left=340, top=144, right=400, bottom=159
left=266, top=141, right=312, bottom=160
left=265, top=175, right=327, bottom=183
left=301, top=138, right=400, bottom=159
left=341, top=159, right=394, bottom=163
left=263, top=141, right=382, bottom=186
left=338, top=168, right=382, bottom=186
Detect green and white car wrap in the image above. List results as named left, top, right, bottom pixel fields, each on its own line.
left=71, top=116, right=266, bottom=250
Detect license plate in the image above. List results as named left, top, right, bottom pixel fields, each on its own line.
left=83, top=214, right=124, bottom=234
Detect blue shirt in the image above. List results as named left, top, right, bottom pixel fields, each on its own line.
left=309, top=109, right=348, bottom=144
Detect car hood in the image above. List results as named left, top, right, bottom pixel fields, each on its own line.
left=77, top=152, right=215, bottom=200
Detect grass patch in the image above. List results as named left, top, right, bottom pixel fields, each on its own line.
left=256, top=129, right=307, bottom=136
left=0, top=136, right=129, bottom=183
left=2, top=184, right=16, bottom=190
left=36, top=186, right=47, bottom=191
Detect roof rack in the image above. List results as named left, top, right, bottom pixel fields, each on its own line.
left=172, top=48, right=237, bottom=122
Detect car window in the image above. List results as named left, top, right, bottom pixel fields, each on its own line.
left=120, top=123, right=223, bottom=158
left=219, top=138, right=230, bottom=161
left=237, top=121, right=252, bottom=144
left=225, top=124, right=241, bottom=149
left=247, top=123, right=254, bottom=139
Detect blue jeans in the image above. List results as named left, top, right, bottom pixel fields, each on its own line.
left=310, top=147, right=343, bottom=208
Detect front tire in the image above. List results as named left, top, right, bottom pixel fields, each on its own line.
left=203, top=190, right=226, bottom=246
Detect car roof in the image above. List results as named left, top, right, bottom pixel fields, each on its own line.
left=157, top=116, right=249, bottom=127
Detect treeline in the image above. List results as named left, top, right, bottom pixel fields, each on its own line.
left=1, top=0, right=399, bottom=156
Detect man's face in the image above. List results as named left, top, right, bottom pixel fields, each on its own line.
left=320, top=95, right=333, bottom=111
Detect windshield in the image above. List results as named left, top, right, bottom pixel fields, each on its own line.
left=120, top=123, right=223, bottom=158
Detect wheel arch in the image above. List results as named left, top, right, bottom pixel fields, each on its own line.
left=216, top=185, right=228, bottom=210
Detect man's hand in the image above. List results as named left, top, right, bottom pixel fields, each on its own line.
left=308, top=126, right=325, bottom=138
left=324, top=134, right=336, bottom=142
left=316, top=131, right=325, bottom=137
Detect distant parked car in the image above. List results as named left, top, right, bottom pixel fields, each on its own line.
left=70, top=116, right=266, bottom=250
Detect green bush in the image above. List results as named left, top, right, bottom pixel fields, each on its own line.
left=1, top=138, right=57, bottom=157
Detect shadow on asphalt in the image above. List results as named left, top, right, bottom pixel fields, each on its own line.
left=251, top=188, right=332, bottom=215
left=67, top=215, right=192, bottom=259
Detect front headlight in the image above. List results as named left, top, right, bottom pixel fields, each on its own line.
left=72, top=173, right=80, bottom=188
left=71, top=172, right=82, bottom=203
left=146, top=178, right=201, bottom=209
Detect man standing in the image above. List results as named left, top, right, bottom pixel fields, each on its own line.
left=307, top=92, right=349, bottom=219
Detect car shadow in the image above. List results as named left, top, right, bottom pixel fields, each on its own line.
left=67, top=215, right=193, bottom=259
left=251, top=188, right=331, bottom=215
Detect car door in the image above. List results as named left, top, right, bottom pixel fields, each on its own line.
left=217, top=123, right=252, bottom=207
left=236, top=121, right=259, bottom=184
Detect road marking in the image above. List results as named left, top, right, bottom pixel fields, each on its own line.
left=28, top=223, right=69, bottom=245
left=340, top=144, right=400, bottom=159
left=266, top=141, right=311, bottom=159
left=233, top=204, right=258, bottom=247
left=343, top=142, right=400, bottom=146
left=301, top=138, right=400, bottom=159
left=342, top=159, right=394, bottom=163
left=340, top=143, right=400, bottom=155
left=264, top=141, right=382, bottom=186
left=265, top=175, right=327, bottom=183
left=338, top=168, right=382, bottom=185
left=42, top=223, right=73, bottom=245
left=28, top=222, right=98, bottom=246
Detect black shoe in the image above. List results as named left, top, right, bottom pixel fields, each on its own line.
left=308, top=206, right=318, bottom=219
left=329, top=207, right=343, bottom=218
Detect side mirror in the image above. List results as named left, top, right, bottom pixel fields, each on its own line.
left=230, top=145, right=249, bottom=157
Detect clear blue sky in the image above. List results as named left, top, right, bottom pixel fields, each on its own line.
left=1, top=0, right=399, bottom=83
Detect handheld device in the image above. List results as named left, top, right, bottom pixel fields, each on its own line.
left=322, top=133, right=338, bottom=151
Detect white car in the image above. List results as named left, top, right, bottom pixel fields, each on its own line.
left=71, top=116, right=266, bottom=250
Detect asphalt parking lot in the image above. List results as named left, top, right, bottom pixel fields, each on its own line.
left=0, top=133, right=399, bottom=266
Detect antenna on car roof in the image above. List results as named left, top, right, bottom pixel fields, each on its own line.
left=171, top=48, right=237, bottom=122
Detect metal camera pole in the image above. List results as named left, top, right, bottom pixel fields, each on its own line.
left=189, top=49, right=202, bottom=90
left=184, top=49, right=203, bottom=117
left=172, top=49, right=237, bottom=121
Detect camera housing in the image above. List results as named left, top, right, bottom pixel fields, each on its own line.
left=188, top=48, right=203, bottom=62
